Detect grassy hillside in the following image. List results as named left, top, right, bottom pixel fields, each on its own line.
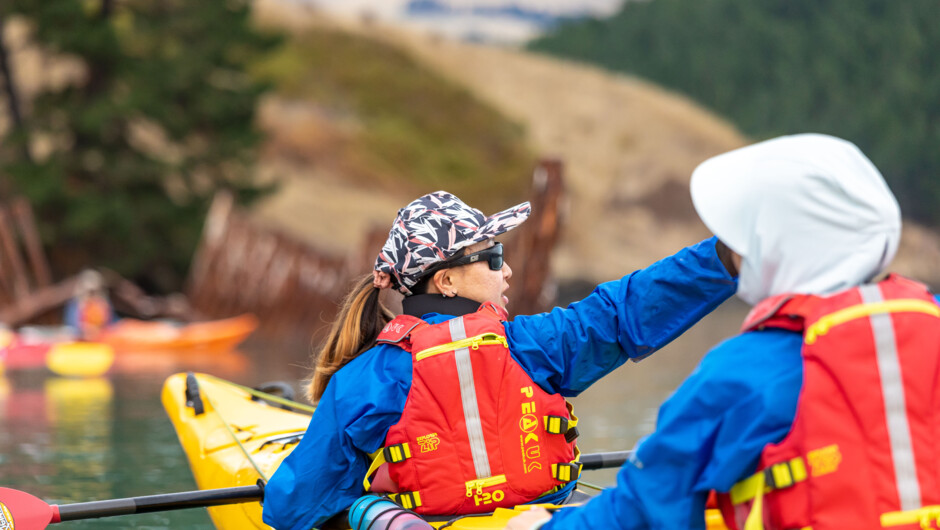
left=250, top=25, right=534, bottom=212
left=248, top=2, right=940, bottom=290
left=250, top=1, right=751, bottom=282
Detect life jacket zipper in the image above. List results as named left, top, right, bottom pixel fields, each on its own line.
left=415, top=333, right=508, bottom=361
left=464, top=474, right=507, bottom=497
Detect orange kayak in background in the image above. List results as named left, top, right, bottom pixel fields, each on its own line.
left=101, top=314, right=259, bottom=354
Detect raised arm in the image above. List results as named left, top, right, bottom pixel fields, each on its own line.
left=505, top=237, right=736, bottom=396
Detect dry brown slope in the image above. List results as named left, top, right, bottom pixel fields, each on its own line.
left=376, top=28, right=748, bottom=282
left=252, top=2, right=940, bottom=288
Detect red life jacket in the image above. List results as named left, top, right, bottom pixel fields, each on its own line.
left=363, top=302, right=581, bottom=515
left=716, top=274, right=940, bottom=530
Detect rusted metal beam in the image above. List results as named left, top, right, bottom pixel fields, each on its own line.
left=185, top=161, right=567, bottom=349
left=0, top=205, right=30, bottom=301
left=11, top=198, right=51, bottom=287
left=511, top=158, right=565, bottom=316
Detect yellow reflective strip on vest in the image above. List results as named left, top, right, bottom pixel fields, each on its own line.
left=881, top=505, right=940, bottom=527
left=805, top=299, right=940, bottom=345
left=414, top=333, right=508, bottom=361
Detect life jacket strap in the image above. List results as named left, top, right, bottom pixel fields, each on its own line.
left=384, top=442, right=412, bottom=464
left=543, top=415, right=569, bottom=434
left=363, top=443, right=413, bottom=492
left=363, top=449, right=385, bottom=492
left=544, top=415, right=580, bottom=443
left=543, top=400, right=581, bottom=443
left=730, top=456, right=808, bottom=505
left=730, top=459, right=810, bottom=530
left=389, top=491, right=423, bottom=510
left=551, top=462, right=583, bottom=483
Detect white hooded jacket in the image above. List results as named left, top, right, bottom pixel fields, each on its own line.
left=691, top=133, right=902, bottom=305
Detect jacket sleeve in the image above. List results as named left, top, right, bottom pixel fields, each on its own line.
left=541, top=331, right=803, bottom=529
left=505, top=236, right=737, bottom=396
left=261, top=345, right=412, bottom=530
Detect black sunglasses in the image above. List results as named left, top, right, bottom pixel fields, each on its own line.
left=449, top=242, right=504, bottom=271
left=427, top=243, right=504, bottom=276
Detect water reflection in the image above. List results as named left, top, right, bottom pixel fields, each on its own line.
left=45, top=377, right=113, bottom=502
left=0, top=370, right=214, bottom=528
left=0, top=300, right=748, bottom=528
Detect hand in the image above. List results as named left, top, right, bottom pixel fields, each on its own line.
left=715, top=239, right=739, bottom=278
left=505, top=507, right=552, bottom=530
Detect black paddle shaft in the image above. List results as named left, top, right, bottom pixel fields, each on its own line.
left=579, top=450, right=632, bottom=471
left=49, top=451, right=628, bottom=523
left=55, top=485, right=263, bottom=521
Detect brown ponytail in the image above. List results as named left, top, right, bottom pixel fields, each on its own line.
left=307, top=274, right=395, bottom=403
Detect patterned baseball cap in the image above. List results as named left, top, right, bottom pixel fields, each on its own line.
left=375, top=191, right=531, bottom=295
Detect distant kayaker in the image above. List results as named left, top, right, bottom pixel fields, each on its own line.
left=262, top=191, right=739, bottom=530
left=507, top=133, right=940, bottom=530
left=63, top=269, right=115, bottom=341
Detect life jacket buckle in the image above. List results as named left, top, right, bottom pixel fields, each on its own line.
left=383, top=443, right=412, bottom=464
left=551, top=462, right=582, bottom=483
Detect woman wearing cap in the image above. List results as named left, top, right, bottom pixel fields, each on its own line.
left=507, top=134, right=940, bottom=530
left=262, top=191, right=739, bottom=530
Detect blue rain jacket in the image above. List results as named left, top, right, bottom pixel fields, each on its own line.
left=262, top=237, right=737, bottom=530
left=543, top=293, right=940, bottom=530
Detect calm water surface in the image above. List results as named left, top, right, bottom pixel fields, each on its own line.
left=0, top=300, right=747, bottom=528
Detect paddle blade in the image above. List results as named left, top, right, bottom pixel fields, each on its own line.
left=46, top=343, right=114, bottom=378
left=0, top=487, right=55, bottom=530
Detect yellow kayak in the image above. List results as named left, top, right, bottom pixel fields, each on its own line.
left=162, top=372, right=307, bottom=529
left=162, top=372, right=728, bottom=530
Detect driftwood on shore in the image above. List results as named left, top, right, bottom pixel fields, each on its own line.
left=0, top=197, right=196, bottom=326
left=0, top=197, right=69, bottom=325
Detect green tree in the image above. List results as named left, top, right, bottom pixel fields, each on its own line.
left=0, top=0, right=279, bottom=292
left=531, top=0, right=940, bottom=227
